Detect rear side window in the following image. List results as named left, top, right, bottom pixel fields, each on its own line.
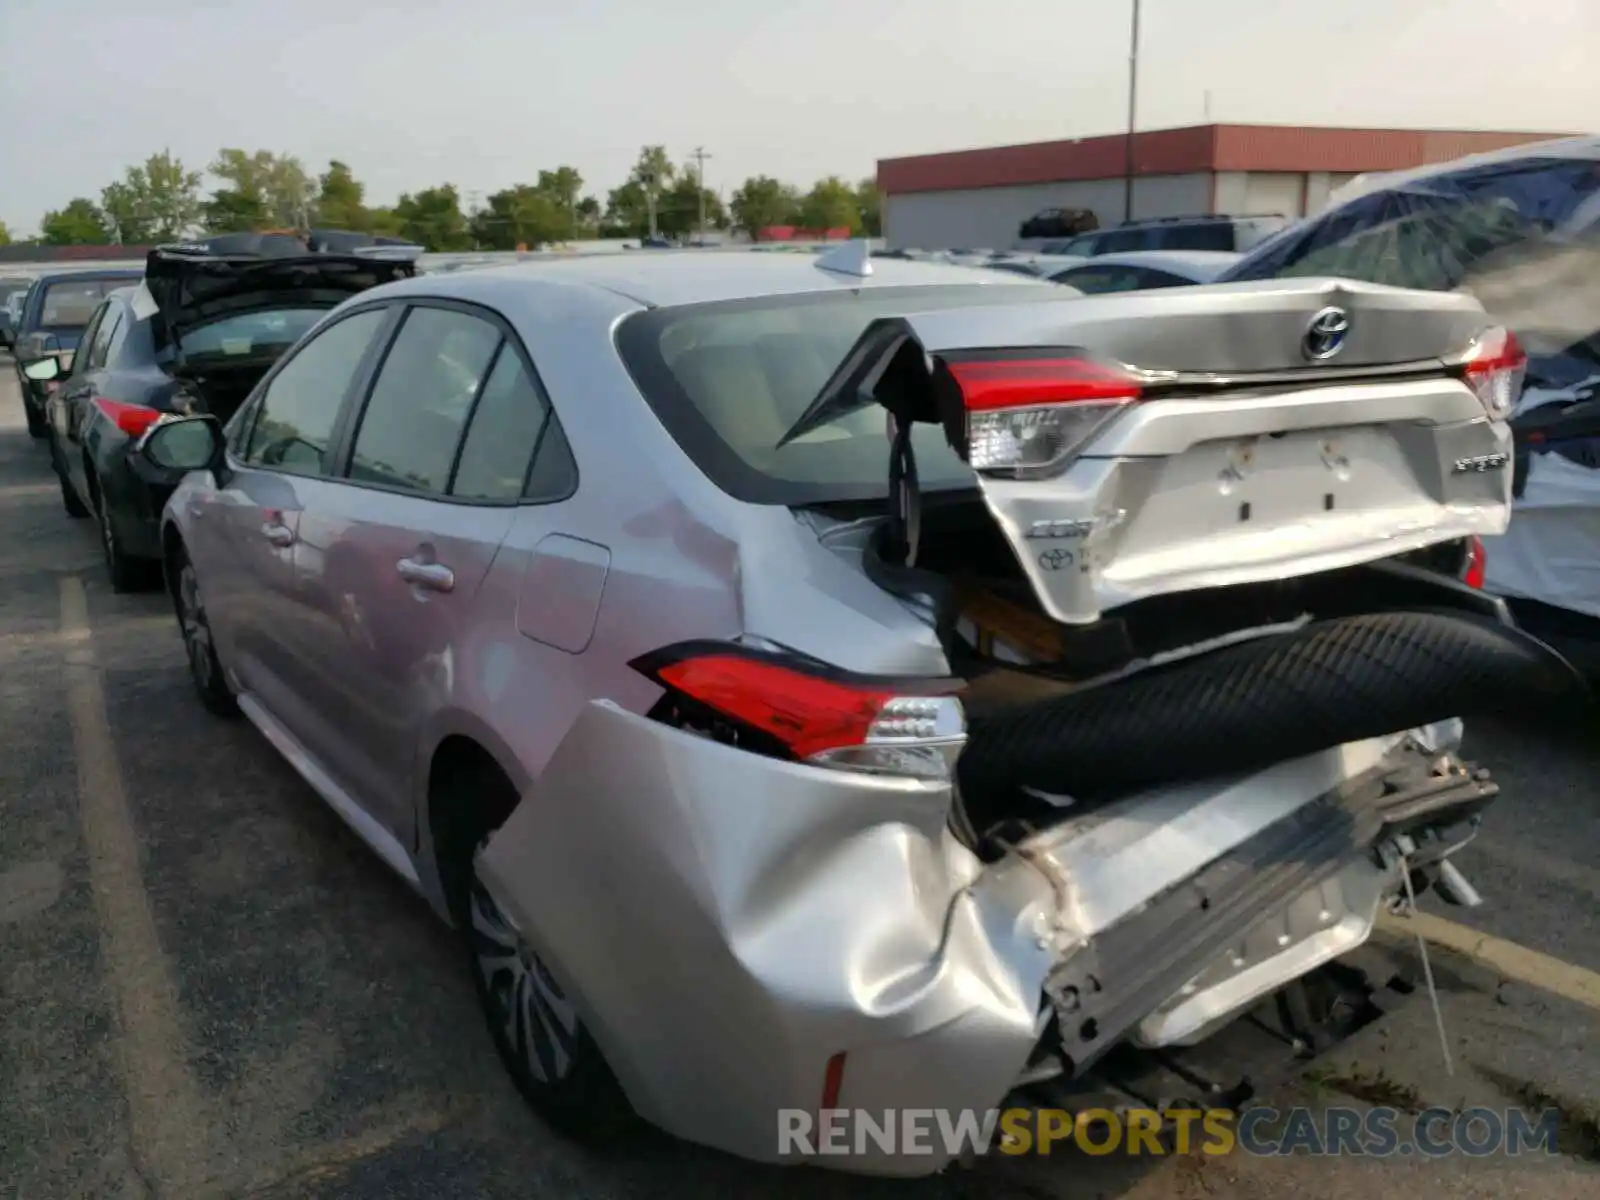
left=450, top=347, right=574, bottom=502
left=244, top=308, right=389, bottom=475
left=84, top=306, right=123, bottom=369
left=347, top=306, right=502, bottom=495
left=1092, top=228, right=1153, bottom=254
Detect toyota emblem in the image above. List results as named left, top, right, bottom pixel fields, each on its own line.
left=1302, top=306, right=1351, bottom=361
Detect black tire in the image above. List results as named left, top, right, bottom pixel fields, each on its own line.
left=55, top=447, right=90, bottom=519
left=93, top=477, right=158, bottom=594
left=438, top=759, right=637, bottom=1142
left=24, top=397, right=48, bottom=439
left=170, top=550, right=239, bottom=717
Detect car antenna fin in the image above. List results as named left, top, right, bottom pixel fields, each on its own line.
left=814, top=239, right=873, bottom=279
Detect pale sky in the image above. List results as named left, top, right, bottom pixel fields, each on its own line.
left=2, top=0, right=1597, bottom=235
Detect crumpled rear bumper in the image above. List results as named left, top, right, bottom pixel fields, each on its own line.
left=478, top=703, right=1490, bottom=1176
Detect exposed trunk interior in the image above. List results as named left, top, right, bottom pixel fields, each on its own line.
left=172, top=355, right=279, bottom=427
left=843, top=496, right=1580, bottom=851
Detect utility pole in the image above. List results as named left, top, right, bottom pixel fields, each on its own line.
left=689, top=146, right=713, bottom=238
left=1124, top=0, right=1141, bottom=223
left=642, top=171, right=658, bottom=238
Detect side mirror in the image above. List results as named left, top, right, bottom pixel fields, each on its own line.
left=22, top=357, right=60, bottom=382
left=138, top=415, right=225, bottom=473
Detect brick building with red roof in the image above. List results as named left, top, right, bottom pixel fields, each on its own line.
left=875, top=123, right=1571, bottom=251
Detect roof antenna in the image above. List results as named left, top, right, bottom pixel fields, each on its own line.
left=815, top=239, right=873, bottom=279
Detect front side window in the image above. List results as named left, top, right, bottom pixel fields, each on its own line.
left=1152, top=222, right=1235, bottom=251
left=243, top=307, right=388, bottom=475
left=347, top=306, right=502, bottom=495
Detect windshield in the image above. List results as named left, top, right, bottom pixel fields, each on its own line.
left=39, top=278, right=137, bottom=331
left=176, top=308, right=328, bottom=359
left=615, top=284, right=1053, bottom=505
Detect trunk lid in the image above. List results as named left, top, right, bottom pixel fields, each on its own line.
left=784, top=277, right=1518, bottom=626
left=135, top=234, right=420, bottom=352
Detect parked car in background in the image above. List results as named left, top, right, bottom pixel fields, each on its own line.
left=1220, top=135, right=1600, bottom=669
left=26, top=231, right=417, bottom=590
left=1050, top=213, right=1289, bottom=257
left=1046, top=248, right=1242, bottom=291
left=0, top=275, right=34, bottom=350
left=1017, top=206, right=1098, bottom=240
left=984, top=252, right=1088, bottom=278
left=12, top=268, right=144, bottom=437
left=129, top=245, right=1565, bottom=1175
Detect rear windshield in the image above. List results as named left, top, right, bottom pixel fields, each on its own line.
left=177, top=308, right=328, bottom=359
left=614, top=284, right=1053, bottom=505
left=39, top=278, right=135, bottom=330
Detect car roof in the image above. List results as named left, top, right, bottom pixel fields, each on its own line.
left=372, top=248, right=1051, bottom=309
left=1054, top=249, right=1242, bottom=278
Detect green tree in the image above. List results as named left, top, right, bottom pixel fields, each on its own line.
left=729, top=176, right=802, bottom=238
left=0, top=220, right=10, bottom=247
left=470, top=185, right=568, bottom=250
left=394, top=185, right=470, bottom=251
left=100, top=150, right=203, bottom=242
left=856, top=178, right=883, bottom=238
left=534, top=167, right=585, bottom=235
left=314, top=160, right=370, bottom=230
left=657, top=173, right=725, bottom=238
left=41, top=198, right=112, bottom=245
left=799, top=176, right=863, bottom=235
left=603, top=180, right=650, bottom=237
left=209, top=149, right=316, bottom=228
left=202, top=189, right=270, bottom=232
left=575, top=196, right=601, bottom=227
left=367, top=207, right=405, bottom=237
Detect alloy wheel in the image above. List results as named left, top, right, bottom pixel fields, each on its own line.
left=468, top=863, right=579, bottom=1084
left=177, top=564, right=214, bottom=690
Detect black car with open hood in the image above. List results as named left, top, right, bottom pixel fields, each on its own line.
left=38, top=229, right=421, bottom=593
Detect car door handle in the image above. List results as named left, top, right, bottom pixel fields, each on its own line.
left=262, top=521, right=295, bottom=547
left=397, top=558, right=455, bottom=592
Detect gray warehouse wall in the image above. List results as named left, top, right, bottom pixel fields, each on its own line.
left=884, top=173, right=1212, bottom=250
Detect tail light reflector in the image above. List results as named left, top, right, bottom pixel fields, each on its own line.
left=94, top=397, right=163, bottom=438
left=941, top=353, right=1141, bottom=478
left=1463, top=535, right=1487, bottom=589
left=1460, top=327, right=1526, bottom=419
left=632, top=643, right=966, bottom=783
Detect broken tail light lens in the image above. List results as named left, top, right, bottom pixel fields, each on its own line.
left=1460, top=327, right=1526, bottom=419
left=631, top=642, right=966, bottom=783
left=94, top=397, right=163, bottom=439
left=945, top=354, right=1141, bottom=478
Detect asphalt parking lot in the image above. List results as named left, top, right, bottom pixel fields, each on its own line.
left=1, top=363, right=1598, bottom=1199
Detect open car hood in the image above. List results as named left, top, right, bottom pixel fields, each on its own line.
left=138, top=240, right=419, bottom=348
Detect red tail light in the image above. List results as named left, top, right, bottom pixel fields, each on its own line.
left=94, top=398, right=162, bottom=438
left=1460, top=327, right=1527, bottom=419
left=945, top=356, right=1143, bottom=411
left=1463, top=535, right=1487, bottom=590
left=631, top=642, right=965, bottom=782
left=939, top=351, right=1141, bottom=477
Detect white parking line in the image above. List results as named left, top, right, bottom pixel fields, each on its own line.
left=58, top=575, right=215, bottom=1193
left=1381, top=910, right=1600, bottom=1012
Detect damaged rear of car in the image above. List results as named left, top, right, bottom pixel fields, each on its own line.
left=466, top=268, right=1579, bottom=1175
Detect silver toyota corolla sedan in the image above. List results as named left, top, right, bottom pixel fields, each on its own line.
left=133, top=243, right=1570, bottom=1175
